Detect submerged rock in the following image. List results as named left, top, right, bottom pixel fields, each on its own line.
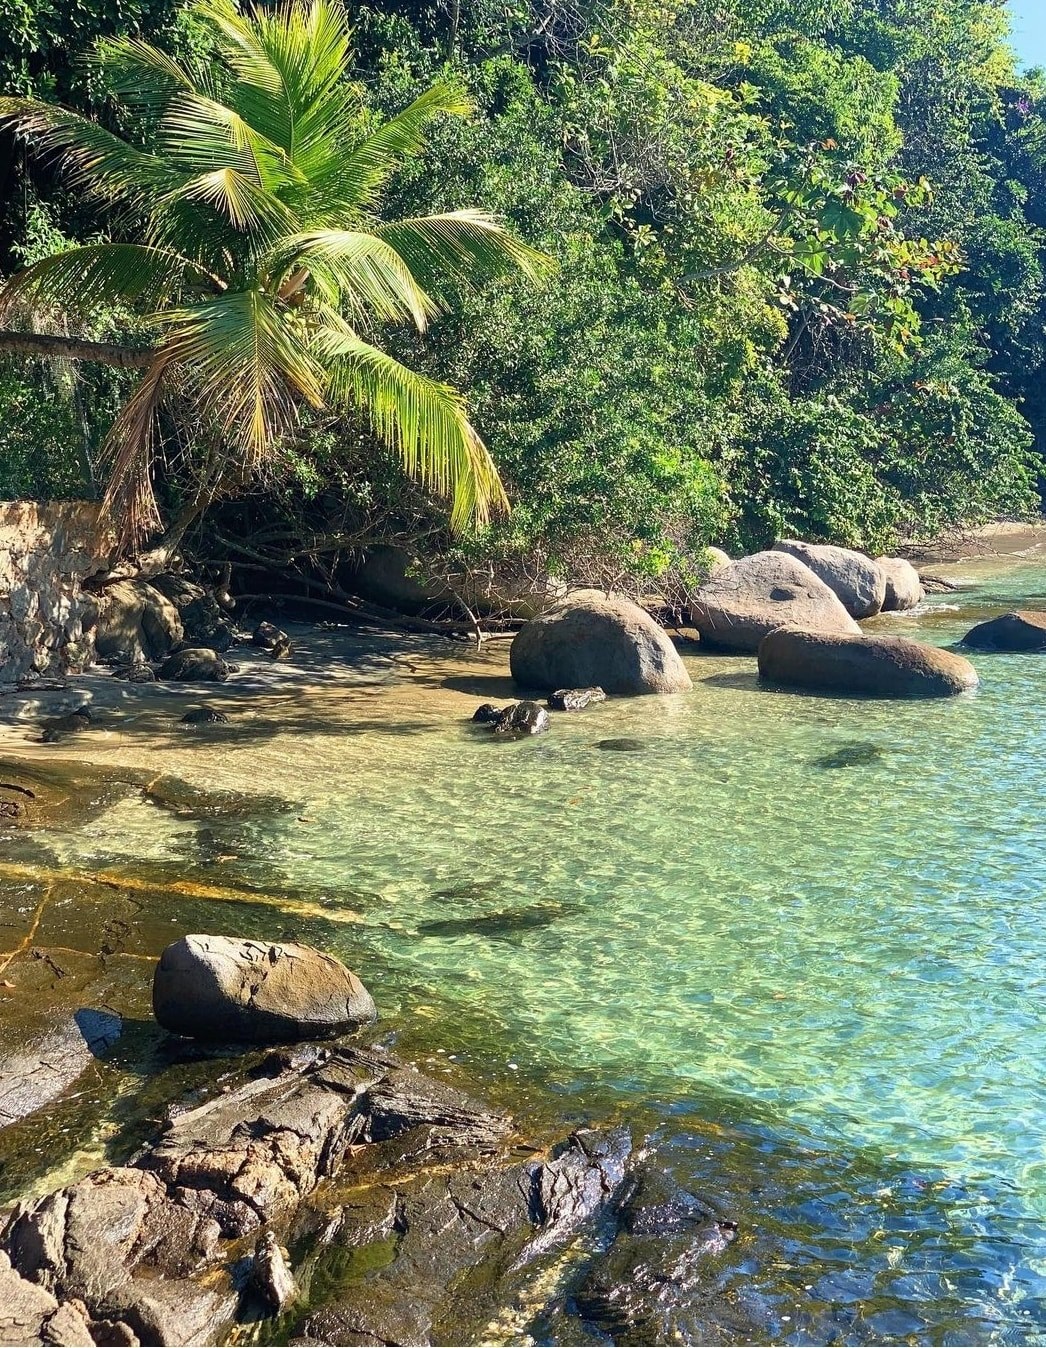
left=548, top=686, right=607, bottom=711
left=876, top=556, right=925, bottom=612
left=418, top=902, right=578, bottom=939
left=773, top=540, right=887, bottom=618
left=758, top=628, right=979, bottom=697
left=158, top=647, right=230, bottom=682
left=292, top=1128, right=631, bottom=1348
left=689, top=552, right=860, bottom=652
left=597, top=737, right=645, bottom=752
left=962, top=610, right=1046, bottom=651
left=39, top=708, right=92, bottom=743
left=493, top=700, right=551, bottom=736
left=813, top=742, right=886, bottom=770
left=511, top=590, right=692, bottom=696
left=152, top=934, right=377, bottom=1042
left=180, top=706, right=230, bottom=726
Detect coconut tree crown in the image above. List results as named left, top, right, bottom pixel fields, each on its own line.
left=0, top=0, right=550, bottom=545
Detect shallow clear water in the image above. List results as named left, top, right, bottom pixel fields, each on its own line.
left=6, top=546, right=1046, bottom=1342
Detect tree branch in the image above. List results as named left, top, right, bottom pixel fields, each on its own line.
left=0, top=329, right=155, bottom=369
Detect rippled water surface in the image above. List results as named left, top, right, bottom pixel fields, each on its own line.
left=5, top=542, right=1046, bottom=1343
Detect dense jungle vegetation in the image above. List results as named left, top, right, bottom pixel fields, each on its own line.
left=1, top=0, right=1044, bottom=593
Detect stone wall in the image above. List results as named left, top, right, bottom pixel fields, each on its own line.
left=0, top=501, right=111, bottom=684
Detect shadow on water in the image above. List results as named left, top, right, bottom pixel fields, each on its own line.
left=415, top=901, right=582, bottom=941
left=440, top=672, right=520, bottom=700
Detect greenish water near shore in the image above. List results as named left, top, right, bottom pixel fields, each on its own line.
left=4, top=547, right=1046, bottom=1342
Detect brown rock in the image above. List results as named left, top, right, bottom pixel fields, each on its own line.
left=962, top=611, right=1046, bottom=651
left=0, top=1250, right=94, bottom=1346
left=757, top=628, right=979, bottom=698
left=689, top=552, right=860, bottom=652
left=772, top=540, right=886, bottom=618
left=95, top=580, right=183, bottom=664
left=152, top=935, right=376, bottom=1042
left=510, top=590, right=692, bottom=696
left=876, top=557, right=925, bottom=611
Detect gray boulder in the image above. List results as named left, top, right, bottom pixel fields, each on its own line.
left=510, top=590, right=692, bottom=696
left=876, top=556, right=925, bottom=611
left=94, top=579, right=183, bottom=663
left=688, top=552, right=860, bottom=652
left=152, top=935, right=376, bottom=1042
left=157, top=647, right=230, bottom=682
left=758, top=628, right=979, bottom=697
left=962, top=611, right=1046, bottom=651
left=772, top=540, right=886, bottom=617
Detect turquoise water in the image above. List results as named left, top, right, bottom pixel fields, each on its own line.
left=8, top=551, right=1046, bottom=1341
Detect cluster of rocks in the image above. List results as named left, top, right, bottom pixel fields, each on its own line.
left=489, top=542, right=1019, bottom=706
left=87, top=573, right=293, bottom=685
left=0, top=931, right=746, bottom=1347
left=472, top=685, right=609, bottom=737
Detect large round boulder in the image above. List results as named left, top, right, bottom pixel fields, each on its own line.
left=510, top=590, right=692, bottom=696
left=962, top=611, right=1046, bottom=651
left=875, top=557, right=925, bottom=612
left=153, top=935, right=376, bottom=1042
left=688, top=551, right=860, bottom=652
left=757, top=628, right=979, bottom=698
left=94, top=579, right=183, bottom=663
left=772, top=540, right=886, bottom=618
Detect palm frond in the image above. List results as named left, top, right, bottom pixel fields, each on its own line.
left=329, top=83, right=471, bottom=215
left=160, top=90, right=298, bottom=191
left=98, top=351, right=174, bottom=548
left=0, top=98, right=173, bottom=208
left=165, top=288, right=325, bottom=463
left=268, top=229, right=438, bottom=326
left=93, top=35, right=209, bottom=115
left=0, top=244, right=216, bottom=319
left=374, top=210, right=553, bottom=302
left=156, top=166, right=297, bottom=236
left=317, top=320, right=507, bottom=530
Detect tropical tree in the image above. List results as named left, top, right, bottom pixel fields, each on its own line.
left=0, top=0, right=549, bottom=548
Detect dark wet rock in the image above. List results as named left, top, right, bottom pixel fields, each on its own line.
left=773, top=540, right=887, bottom=618
left=110, top=661, right=156, bottom=683
left=567, top=1160, right=742, bottom=1347
left=94, top=580, right=183, bottom=664
left=0, top=1249, right=95, bottom=1347
left=0, top=1010, right=122, bottom=1130
left=813, top=742, right=886, bottom=770
left=150, top=575, right=235, bottom=651
left=252, top=622, right=292, bottom=659
left=493, top=700, right=550, bottom=736
left=689, top=552, right=860, bottom=652
left=291, top=1129, right=630, bottom=1348
left=758, top=628, right=980, bottom=698
left=157, top=647, right=230, bottom=683
left=152, top=935, right=377, bottom=1043
left=418, top=902, right=578, bottom=940
left=920, top=573, right=965, bottom=594
left=1, top=1042, right=511, bottom=1346
left=597, top=737, right=645, bottom=752
left=141, top=775, right=289, bottom=818
left=876, top=556, right=925, bottom=611
left=470, top=702, right=503, bottom=724
left=180, top=706, right=229, bottom=726
left=962, top=610, right=1046, bottom=651
left=548, top=686, right=607, bottom=711
left=39, top=708, right=91, bottom=743
left=511, top=590, right=692, bottom=696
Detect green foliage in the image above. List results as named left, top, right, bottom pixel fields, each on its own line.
left=2, top=0, right=1044, bottom=576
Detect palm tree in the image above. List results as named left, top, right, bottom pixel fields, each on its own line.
left=0, top=0, right=549, bottom=548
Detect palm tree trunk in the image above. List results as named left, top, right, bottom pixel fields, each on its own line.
left=0, top=329, right=154, bottom=369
